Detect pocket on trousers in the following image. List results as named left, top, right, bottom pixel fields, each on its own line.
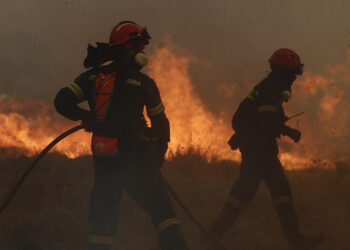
left=92, top=135, right=119, bottom=157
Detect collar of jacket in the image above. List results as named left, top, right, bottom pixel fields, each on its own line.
left=255, top=72, right=292, bottom=99
left=112, top=57, right=142, bottom=72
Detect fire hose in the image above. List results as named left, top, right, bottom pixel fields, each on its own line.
left=0, top=125, right=85, bottom=213
left=0, top=125, right=227, bottom=250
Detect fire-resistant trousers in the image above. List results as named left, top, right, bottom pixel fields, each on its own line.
left=87, top=153, right=188, bottom=250
left=210, top=153, right=299, bottom=241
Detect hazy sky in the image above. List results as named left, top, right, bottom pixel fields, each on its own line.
left=0, top=0, right=350, bottom=113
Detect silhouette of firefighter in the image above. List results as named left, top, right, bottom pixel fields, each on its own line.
left=54, top=21, right=189, bottom=250
left=210, top=49, right=323, bottom=249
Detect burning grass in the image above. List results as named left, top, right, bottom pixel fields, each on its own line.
left=1, top=43, right=350, bottom=169
left=0, top=41, right=350, bottom=249
left=0, top=150, right=348, bottom=250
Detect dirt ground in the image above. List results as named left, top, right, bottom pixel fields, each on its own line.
left=0, top=151, right=349, bottom=250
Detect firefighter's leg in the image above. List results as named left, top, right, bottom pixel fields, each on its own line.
left=126, top=156, right=189, bottom=250
left=88, top=157, right=124, bottom=250
left=264, top=156, right=324, bottom=249
left=210, top=156, right=262, bottom=239
left=263, top=156, right=300, bottom=246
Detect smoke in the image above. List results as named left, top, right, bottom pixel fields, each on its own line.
left=284, top=51, right=350, bottom=162
left=1, top=0, right=350, bottom=109
left=0, top=32, right=52, bottom=98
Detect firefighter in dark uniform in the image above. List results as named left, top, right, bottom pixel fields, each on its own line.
left=54, top=21, right=189, bottom=250
left=209, top=49, right=323, bottom=249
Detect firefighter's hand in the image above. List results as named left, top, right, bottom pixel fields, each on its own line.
left=287, top=128, right=301, bottom=143
left=81, top=112, right=95, bottom=132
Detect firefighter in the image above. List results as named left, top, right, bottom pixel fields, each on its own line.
left=54, top=21, right=189, bottom=250
left=210, top=49, right=323, bottom=249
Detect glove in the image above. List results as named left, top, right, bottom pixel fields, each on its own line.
left=284, top=126, right=301, bottom=143
left=81, top=112, right=95, bottom=132
left=140, top=128, right=168, bottom=167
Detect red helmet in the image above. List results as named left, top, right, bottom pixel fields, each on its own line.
left=109, top=21, right=151, bottom=47
left=269, top=48, right=303, bottom=75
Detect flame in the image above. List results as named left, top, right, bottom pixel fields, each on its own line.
left=0, top=95, right=90, bottom=158
left=1, top=42, right=350, bottom=169
left=148, top=45, right=239, bottom=161
left=147, top=44, right=346, bottom=169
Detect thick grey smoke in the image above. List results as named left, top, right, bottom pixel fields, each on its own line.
left=0, top=0, right=349, bottom=114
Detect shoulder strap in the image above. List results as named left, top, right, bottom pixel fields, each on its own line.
left=93, top=72, right=117, bottom=123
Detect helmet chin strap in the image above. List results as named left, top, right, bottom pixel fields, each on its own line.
left=134, top=52, right=148, bottom=68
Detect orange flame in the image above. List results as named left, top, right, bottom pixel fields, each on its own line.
left=0, top=95, right=90, bottom=158
left=0, top=42, right=349, bottom=169
left=280, top=52, right=350, bottom=168
left=148, top=45, right=239, bottom=162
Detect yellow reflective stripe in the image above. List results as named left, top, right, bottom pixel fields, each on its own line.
left=274, top=196, right=292, bottom=206
left=247, top=94, right=254, bottom=101
left=246, top=90, right=258, bottom=101
left=68, top=82, right=84, bottom=101
left=88, top=235, right=114, bottom=245
left=227, top=196, right=247, bottom=209
left=156, top=218, right=180, bottom=234
left=148, top=102, right=165, bottom=116
left=257, top=105, right=279, bottom=113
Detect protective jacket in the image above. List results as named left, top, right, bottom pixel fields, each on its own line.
left=211, top=72, right=300, bottom=243
left=54, top=58, right=188, bottom=250
left=54, top=58, right=170, bottom=156
left=232, top=73, right=290, bottom=155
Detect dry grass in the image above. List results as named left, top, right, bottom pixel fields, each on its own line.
left=0, top=149, right=349, bottom=249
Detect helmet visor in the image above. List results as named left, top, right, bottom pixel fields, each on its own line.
left=140, top=27, right=151, bottom=44
left=295, top=63, right=304, bottom=75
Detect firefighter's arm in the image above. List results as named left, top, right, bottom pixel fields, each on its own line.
left=229, top=98, right=256, bottom=150
left=281, top=106, right=302, bottom=142
left=55, top=71, right=96, bottom=122
left=54, top=87, right=90, bottom=121
left=257, top=104, right=285, bottom=137
left=257, top=104, right=301, bottom=142
left=144, top=79, right=170, bottom=146
left=147, top=101, right=170, bottom=145
left=148, top=109, right=170, bottom=144
left=232, top=97, right=256, bottom=130
left=54, top=73, right=93, bottom=122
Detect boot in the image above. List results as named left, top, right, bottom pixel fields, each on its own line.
left=275, top=203, right=324, bottom=250
left=287, top=232, right=324, bottom=250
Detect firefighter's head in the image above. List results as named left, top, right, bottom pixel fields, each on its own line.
left=269, top=48, right=303, bottom=76
left=109, top=21, right=151, bottom=68
left=269, top=48, right=303, bottom=102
